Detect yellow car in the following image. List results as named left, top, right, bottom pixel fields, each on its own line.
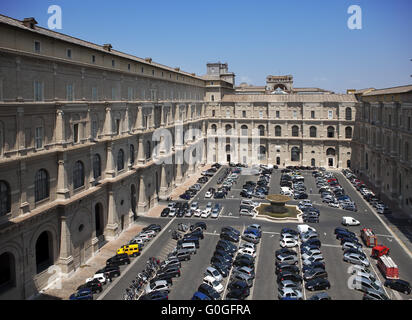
left=117, top=244, right=140, bottom=257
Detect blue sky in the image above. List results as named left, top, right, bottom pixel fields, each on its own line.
left=1, top=0, right=411, bottom=93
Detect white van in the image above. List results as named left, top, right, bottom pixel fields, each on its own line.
left=280, top=187, right=293, bottom=196
left=180, top=242, right=197, bottom=254
left=342, top=217, right=360, bottom=226
left=297, top=224, right=317, bottom=235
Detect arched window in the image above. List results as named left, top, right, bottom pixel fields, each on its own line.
left=327, top=126, right=335, bottom=138
left=117, top=149, right=124, bottom=171
left=130, top=144, right=135, bottom=165
left=225, top=124, right=232, bottom=135
left=258, top=125, right=265, bottom=136
left=345, top=107, right=352, bottom=121
left=275, top=125, right=282, bottom=137
left=309, top=126, right=317, bottom=138
left=241, top=125, right=248, bottom=136
left=291, top=147, right=300, bottom=162
left=0, top=180, right=11, bottom=216
left=225, top=144, right=231, bottom=153
left=292, top=125, right=299, bottom=137
left=131, top=185, right=137, bottom=215
left=93, top=154, right=101, bottom=180
left=345, top=127, right=353, bottom=139
left=311, top=158, right=316, bottom=166
left=73, top=161, right=85, bottom=189
left=211, top=124, right=217, bottom=134
left=326, top=148, right=336, bottom=156
left=35, top=231, right=53, bottom=274
left=35, top=169, right=49, bottom=202
left=0, top=252, right=16, bottom=290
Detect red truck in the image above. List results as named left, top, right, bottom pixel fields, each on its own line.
left=377, top=255, right=399, bottom=279
left=360, top=228, right=378, bottom=247
left=371, top=245, right=390, bottom=259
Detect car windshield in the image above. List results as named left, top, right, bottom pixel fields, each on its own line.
left=212, top=280, right=220, bottom=287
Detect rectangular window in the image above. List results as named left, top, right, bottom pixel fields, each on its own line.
left=128, top=87, right=133, bottom=101
left=112, top=60, right=115, bottom=67
left=91, top=120, right=98, bottom=139
left=112, top=87, right=117, bottom=100
left=92, top=87, right=98, bottom=101
left=66, top=84, right=74, bottom=101
left=91, top=55, right=96, bottom=63
left=311, top=111, right=315, bottom=119
left=34, top=81, right=43, bottom=101
left=226, top=110, right=230, bottom=118
left=127, top=63, right=131, bottom=71
left=116, top=119, right=120, bottom=135
left=35, top=127, right=43, bottom=149
left=276, top=111, right=280, bottom=118
left=67, top=49, right=72, bottom=58
left=259, top=111, right=263, bottom=119
left=34, top=41, right=41, bottom=53
left=212, top=110, right=216, bottom=117
left=328, top=110, right=333, bottom=120
left=293, top=110, right=297, bottom=119
left=242, top=111, right=246, bottom=118
left=141, top=67, right=144, bottom=73
left=73, top=123, right=79, bottom=143
left=152, top=70, right=155, bottom=76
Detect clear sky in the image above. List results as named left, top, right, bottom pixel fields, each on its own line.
left=1, top=0, right=411, bottom=93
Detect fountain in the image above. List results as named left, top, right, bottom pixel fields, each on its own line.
left=256, top=194, right=301, bottom=221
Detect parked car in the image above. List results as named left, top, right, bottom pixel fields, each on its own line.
left=204, top=266, right=223, bottom=283
left=69, top=288, right=93, bottom=300
left=106, top=253, right=130, bottom=267
left=384, top=279, right=411, bottom=295
left=77, top=281, right=103, bottom=294
left=278, top=288, right=303, bottom=300
left=305, top=278, right=331, bottom=291
left=145, top=280, right=170, bottom=294
left=197, top=283, right=220, bottom=300
left=343, top=252, right=370, bottom=267
left=308, top=292, right=332, bottom=300
left=303, top=268, right=328, bottom=281
left=280, top=238, right=298, bottom=248
left=203, top=276, right=224, bottom=293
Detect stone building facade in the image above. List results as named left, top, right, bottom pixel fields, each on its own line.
left=350, top=85, right=412, bottom=217
left=0, top=14, right=401, bottom=300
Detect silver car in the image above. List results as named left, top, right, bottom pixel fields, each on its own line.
left=276, top=254, right=298, bottom=265
left=278, top=279, right=302, bottom=291
left=343, top=252, right=370, bottom=267
left=230, top=272, right=254, bottom=287
left=232, top=266, right=255, bottom=279
left=241, top=233, right=260, bottom=244
left=278, top=288, right=303, bottom=300
left=303, top=254, right=324, bottom=266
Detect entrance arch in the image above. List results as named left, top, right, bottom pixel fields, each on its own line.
left=35, top=231, right=53, bottom=274
left=0, top=252, right=16, bottom=292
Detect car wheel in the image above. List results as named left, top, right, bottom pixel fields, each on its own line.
left=405, top=290, right=409, bottom=295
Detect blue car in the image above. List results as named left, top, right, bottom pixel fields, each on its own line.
left=69, top=288, right=93, bottom=300
left=244, top=227, right=261, bottom=238
left=192, top=291, right=212, bottom=300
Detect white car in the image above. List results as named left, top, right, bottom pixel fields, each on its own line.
left=280, top=238, right=298, bottom=248
left=169, top=208, right=176, bottom=217
left=135, top=233, right=151, bottom=241
left=297, top=224, right=317, bottom=235
left=281, top=233, right=299, bottom=241
left=328, top=202, right=340, bottom=208
left=278, top=288, right=303, bottom=300
left=201, top=210, right=211, bottom=218
left=237, top=247, right=256, bottom=258
left=301, top=249, right=322, bottom=260
left=203, top=276, right=224, bottom=293
left=168, top=202, right=176, bottom=209
left=303, top=255, right=325, bottom=266
left=239, top=242, right=256, bottom=250
left=145, top=280, right=170, bottom=294
left=204, top=267, right=223, bottom=283
left=86, top=273, right=107, bottom=285
left=239, top=209, right=254, bottom=216
left=342, top=216, right=360, bottom=226
left=140, top=230, right=156, bottom=238
left=193, top=209, right=202, bottom=217
left=205, top=191, right=212, bottom=198
left=190, top=202, right=199, bottom=210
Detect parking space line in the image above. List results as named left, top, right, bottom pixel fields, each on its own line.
left=249, top=235, right=262, bottom=300
left=321, top=243, right=343, bottom=248
left=262, top=231, right=280, bottom=235
left=222, top=225, right=245, bottom=299
left=97, top=217, right=176, bottom=300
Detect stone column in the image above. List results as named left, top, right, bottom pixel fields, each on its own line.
left=137, top=135, right=145, bottom=164
left=19, top=161, right=30, bottom=214
left=105, top=186, right=118, bottom=240
left=175, top=162, right=183, bottom=186
left=56, top=152, right=70, bottom=199
left=55, top=107, right=65, bottom=146
left=124, top=106, right=130, bottom=134
left=137, top=105, right=143, bottom=132
left=89, top=148, right=95, bottom=187
left=105, top=141, right=115, bottom=178
left=104, top=106, right=113, bottom=137
left=17, top=107, right=25, bottom=154
left=137, top=174, right=147, bottom=214
left=160, top=105, right=165, bottom=127
left=57, top=212, right=74, bottom=276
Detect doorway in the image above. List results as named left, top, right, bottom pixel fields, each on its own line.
left=328, top=158, right=334, bottom=167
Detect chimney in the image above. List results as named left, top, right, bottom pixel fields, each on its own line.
left=103, top=44, right=112, bottom=52
left=145, top=57, right=152, bottom=63
left=174, top=67, right=180, bottom=72
left=22, top=17, right=38, bottom=29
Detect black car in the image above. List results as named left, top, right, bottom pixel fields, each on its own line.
left=334, top=227, right=350, bottom=235
left=213, top=251, right=233, bottom=264
left=106, top=253, right=130, bottom=267
left=161, top=207, right=170, bottom=217
left=233, top=257, right=254, bottom=269
left=198, top=283, right=220, bottom=300
left=221, top=227, right=240, bottom=236
left=96, top=266, right=121, bottom=278
left=217, top=239, right=238, bottom=251
left=340, top=237, right=361, bottom=246
left=143, top=224, right=162, bottom=233
left=157, top=266, right=181, bottom=278
left=280, top=228, right=299, bottom=236
left=275, top=263, right=300, bottom=275
left=216, top=243, right=236, bottom=255
left=211, top=255, right=231, bottom=268
left=294, top=193, right=309, bottom=199
left=303, top=216, right=319, bottom=223
left=77, top=281, right=103, bottom=294
left=185, top=229, right=204, bottom=239
left=220, top=232, right=239, bottom=243
left=305, top=278, right=331, bottom=291
left=176, top=209, right=185, bottom=217
left=302, top=238, right=321, bottom=248
left=139, top=291, right=168, bottom=300
left=212, top=262, right=230, bottom=277
left=226, top=287, right=249, bottom=300
left=336, top=231, right=357, bottom=240
left=277, top=271, right=303, bottom=284
left=191, top=222, right=207, bottom=231
left=302, top=262, right=326, bottom=273
left=384, top=279, right=411, bottom=295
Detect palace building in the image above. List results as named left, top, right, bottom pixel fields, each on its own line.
left=0, top=14, right=410, bottom=299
